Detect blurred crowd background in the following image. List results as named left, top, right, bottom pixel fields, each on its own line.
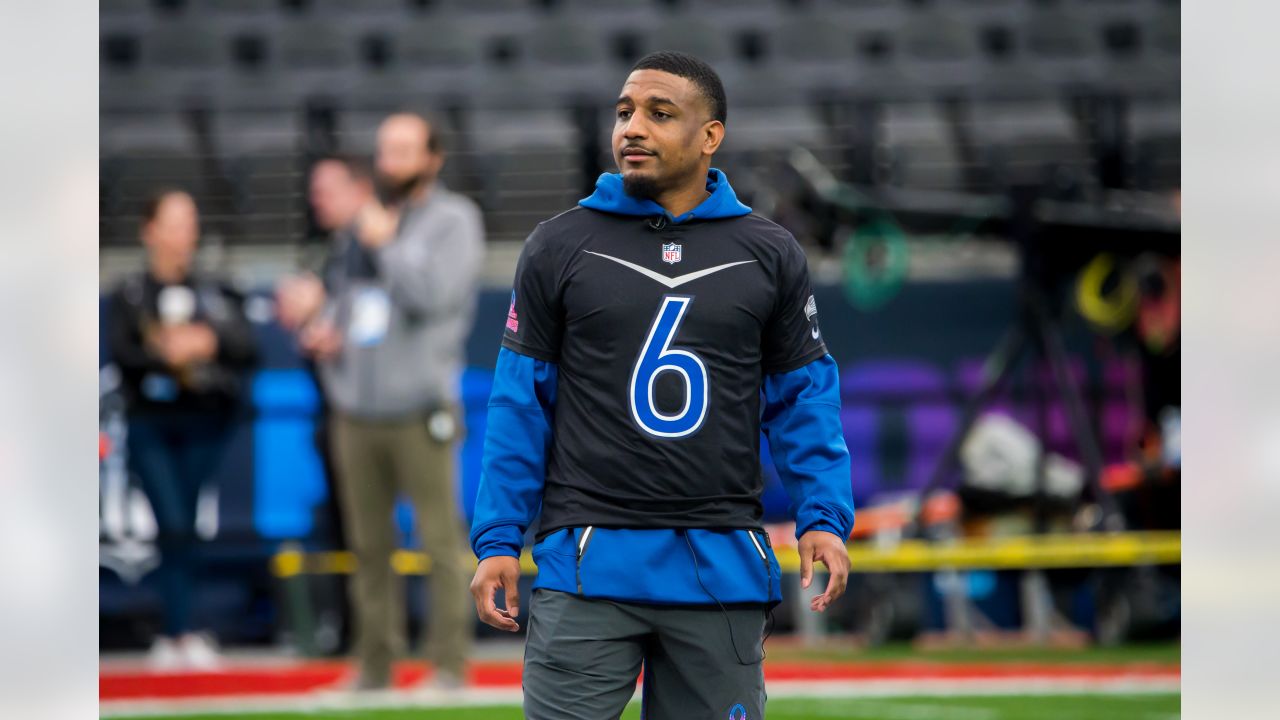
left=99, top=0, right=1180, bottom=668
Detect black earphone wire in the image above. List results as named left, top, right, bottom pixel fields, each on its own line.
left=682, top=531, right=770, bottom=667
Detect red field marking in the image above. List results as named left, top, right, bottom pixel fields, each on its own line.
left=99, top=660, right=1178, bottom=701
left=99, top=661, right=524, bottom=700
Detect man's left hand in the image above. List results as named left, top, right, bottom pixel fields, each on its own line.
left=797, top=530, right=850, bottom=613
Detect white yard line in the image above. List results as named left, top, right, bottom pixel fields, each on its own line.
left=100, top=676, right=1180, bottom=718
left=99, top=687, right=527, bottom=717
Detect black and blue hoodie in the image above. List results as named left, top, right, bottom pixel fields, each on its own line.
left=470, top=169, right=854, bottom=605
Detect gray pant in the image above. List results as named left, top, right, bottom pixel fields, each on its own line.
left=523, top=589, right=767, bottom=720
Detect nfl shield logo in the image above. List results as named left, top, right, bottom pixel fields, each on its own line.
left=662, top=242, right=682, bottom=264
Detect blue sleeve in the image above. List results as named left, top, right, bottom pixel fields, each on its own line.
left=469, top=347, right=558, bottom=561
left=761, top=354, right=855, bottom=540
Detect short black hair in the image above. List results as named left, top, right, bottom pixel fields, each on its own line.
left=141, top=188, right=190, bottom=222
left=630, top=51, right=727, bottom=124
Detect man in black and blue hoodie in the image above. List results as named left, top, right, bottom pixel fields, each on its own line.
left=470, top=52, right=855, bottom=719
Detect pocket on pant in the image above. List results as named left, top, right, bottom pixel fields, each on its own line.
left=726, top=607, right=768, bottom=665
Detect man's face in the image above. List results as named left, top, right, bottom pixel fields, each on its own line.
left=309, top=160, right=368, bottom=231
left=142, top=192, right=198, bottom=266
left=375, top=114, right=441, bottom=202
left=613, top=69, right=719, bottom=200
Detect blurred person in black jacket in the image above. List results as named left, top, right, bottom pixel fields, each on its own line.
left=106, top=189, right=257, bottom=670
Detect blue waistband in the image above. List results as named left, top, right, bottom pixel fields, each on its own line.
left=531, top=527, right=783, bottom=606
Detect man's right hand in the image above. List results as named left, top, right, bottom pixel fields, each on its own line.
left=470, top=555, right=521, bottom=632
left=356, top=202, right=399, bottom=249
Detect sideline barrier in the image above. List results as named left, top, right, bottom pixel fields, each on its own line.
left=270, top=531, right=1181, bottom=579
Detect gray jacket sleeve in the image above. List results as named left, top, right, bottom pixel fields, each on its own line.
left=377, top=201, right=485, bottom=318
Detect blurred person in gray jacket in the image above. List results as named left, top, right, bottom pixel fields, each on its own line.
left=278, top=115, right=483, bottom=691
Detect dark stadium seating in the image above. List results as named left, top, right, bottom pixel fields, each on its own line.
left=100, top=0, right=1180, bottom=246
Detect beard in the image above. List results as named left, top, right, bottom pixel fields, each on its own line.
left=378, top=170, right=429, bottom=205
left=621, top=170, right=666, bottom=201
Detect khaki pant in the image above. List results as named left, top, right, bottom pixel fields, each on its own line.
left=330, top=412, right=472, bottom=684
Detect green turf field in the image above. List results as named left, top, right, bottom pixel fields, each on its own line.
left=113, top=693, right=1180, bottom=720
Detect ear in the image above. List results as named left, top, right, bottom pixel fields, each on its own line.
left=701, top=120, right=725, bottom=157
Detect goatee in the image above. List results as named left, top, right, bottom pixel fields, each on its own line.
left=622, top=172, right=664, bottom=201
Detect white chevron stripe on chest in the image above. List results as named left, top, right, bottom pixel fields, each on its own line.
left=584, top=251, right=757, bottom=289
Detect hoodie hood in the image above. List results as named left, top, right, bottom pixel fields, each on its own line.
left=578, top=168, right=752, bottom=223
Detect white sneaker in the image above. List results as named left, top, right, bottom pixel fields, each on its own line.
left=405, top=669, right=465, bottom=700
left=179, top=633, right=223, bottom=671
left=427, top=670, right=465, bottom=691
left=147, top=636, right=184, bottom=672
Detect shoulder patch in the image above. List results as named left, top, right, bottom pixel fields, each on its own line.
left=506, top=290, right=519, bottom=333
